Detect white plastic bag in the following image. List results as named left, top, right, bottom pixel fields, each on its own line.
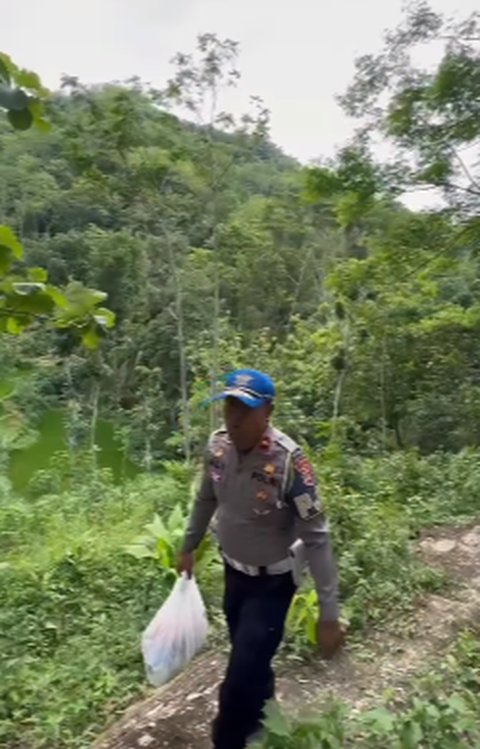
left=141, top=574, right=208, bottom=687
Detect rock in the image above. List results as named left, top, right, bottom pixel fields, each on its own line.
left=419, top=537, right=434, bottom=549
left=461, top=529, right=480, bottom=548
left=138, top=735, right=155, bottom=747
left=427, top=539, right=457, bottom=554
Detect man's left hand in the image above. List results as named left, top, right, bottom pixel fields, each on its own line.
left=317, top=620, right=344, bottom=659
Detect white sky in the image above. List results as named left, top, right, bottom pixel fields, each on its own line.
left=2, top=0, right=478, bottom=167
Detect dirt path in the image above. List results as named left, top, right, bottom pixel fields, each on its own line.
left=92, top=523, right=480, bottom=749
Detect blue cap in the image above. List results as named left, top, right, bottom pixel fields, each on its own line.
left=211, top=368, right=275, bottom=409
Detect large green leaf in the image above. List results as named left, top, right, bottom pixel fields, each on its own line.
left=124, top=544, right=154, bottom=560
left=15, top=69, right=44, bottom=93
left=7, top=107, right=33, bottom=131
left=146, top=513, right=168, bottom=539
left=263, top=701, right=291, bottom=737
left=361, top=708, right=396, bottom=733
left=81, top=325, right=100, bottom=350
left=0, top=85, right=29, bottom=111
left=6, top=317, right=24, bottom=335
left=0, top=227, right=23, bottom=259
left=94, top=307, right=116, bottom=329
left=28, top=99, right=50, bottom=131
left=32, top=116, right=51, bottom=133
left=7, top=287, right=55, bottom=315
left=12, top=282, right=47, bottom=296
left=27, top=267, right=48, bottom=283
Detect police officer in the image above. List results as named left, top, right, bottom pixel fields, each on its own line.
left=178, top=368, right=343, bottom=749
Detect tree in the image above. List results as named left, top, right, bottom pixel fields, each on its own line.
left=339, top=2, right=480, bottom=215
left=163, top=34, right=270, bottom=434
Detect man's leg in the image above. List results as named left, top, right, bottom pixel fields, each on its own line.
left=212, top=571, right=296, bottom=749
left=211, top=565, right=248, bottom=746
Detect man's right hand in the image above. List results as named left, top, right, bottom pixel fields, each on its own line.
left=177, top=552, right=194, bottom=578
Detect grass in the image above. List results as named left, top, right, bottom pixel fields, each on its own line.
left=0, top=471, right=190, bottom=749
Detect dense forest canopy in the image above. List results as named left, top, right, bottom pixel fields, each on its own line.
left=1, top=6, right=479, bottom=464
left=1, top=4, right=480, bottom=748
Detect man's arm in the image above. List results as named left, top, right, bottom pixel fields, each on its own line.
left=285, top=449, right=339, bottom=622
left=181, top=450, right=217, bottom=555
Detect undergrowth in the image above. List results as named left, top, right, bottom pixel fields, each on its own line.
left=254, top=628, right=480, bottom=748
left=1, top=449, right=479, bottom=747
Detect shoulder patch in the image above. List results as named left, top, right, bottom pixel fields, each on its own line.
left=208, top=428, right=229, bottom=452
left=292, top=448, right=316, bottom=487
left=271, top=428, right=299, bottom=456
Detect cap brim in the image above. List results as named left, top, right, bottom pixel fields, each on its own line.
left=209, top=389, right=266, bottom=409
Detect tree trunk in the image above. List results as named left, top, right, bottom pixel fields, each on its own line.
left=90, top=381, right=100, bottom=478
left=332, top=367, right=347, bottom=438
left=166, top=237, right=191, bottom=463
left=380, top=337, right=387, bottom=451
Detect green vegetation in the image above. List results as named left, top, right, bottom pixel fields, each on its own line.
left=255, top=629, right=480, bottom=748
left=8, top=409, right=138, bottom=490
left=1, top=3, right=480, bottom=747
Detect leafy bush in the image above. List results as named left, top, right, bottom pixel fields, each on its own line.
left=285, top=448, right=478, bottom=648
left=2, top=447, right=480, bottom=746
left=0, top=468, right=196, bottom=748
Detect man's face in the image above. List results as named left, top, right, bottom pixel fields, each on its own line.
left=224, top=397, right=271, bottom=452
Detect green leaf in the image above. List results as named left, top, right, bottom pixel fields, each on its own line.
left=27, top=267, right=48, bottom=283
left=7, top=107, right=33, bottom=130
left=362, top=708, right=396, bottom=733
left=263, top=701, right=291, bottom=737
left=446, top=694, right=469, bottom=715
left=401, top=720, right=423, bottom=749
left=0, top=247, right=13, bottom=273
left=167, top=504, right=186, bottom=534
left=0, top=227, right=23, bottom=259
left=306, top=616, right=317, bottom=645
left=28, top=99, right=50, bottom=131
left=124, top=544, right=154, bottom=560
left=12, top=282, right=46, bottom=296
left=46, top=285, right=67, bottom=309
left=81, top=326, right=100, bottom=350
left=15, top=69, right=43, bottom=92
left=0, top=85, right=29, bottom=111
left=8, top=287, right=54, bottom=315
left=94, top=307, right=116, bottom=329
left=146, top=513, right=167, bottom=539
left=33, top=116, right=51, bottom=133
left=6, top=317, right=24, bottom=335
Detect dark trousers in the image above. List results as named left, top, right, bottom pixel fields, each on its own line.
left=212, top=564, right=296, bottom=749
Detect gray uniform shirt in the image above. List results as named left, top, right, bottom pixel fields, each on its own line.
left=182, top=425, right=339, bottom=621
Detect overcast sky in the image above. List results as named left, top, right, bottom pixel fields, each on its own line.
left=3, top=0, right=478, bottom=165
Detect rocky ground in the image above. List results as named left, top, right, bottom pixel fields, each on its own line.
left=92, top=523, right=480, bottom=749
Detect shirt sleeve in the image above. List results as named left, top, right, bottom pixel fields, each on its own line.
left=285, top=448, right=339, bottom=621
left=181, top=448, right=218, bottom=554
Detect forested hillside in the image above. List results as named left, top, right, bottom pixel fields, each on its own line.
left=1, top=4, right=479, bottom=748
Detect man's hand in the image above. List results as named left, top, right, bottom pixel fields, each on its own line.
left=177, top=551, right=194, bottom=578
left=318, top=620, right=344, bottom=659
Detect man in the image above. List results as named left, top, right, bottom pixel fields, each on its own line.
left=178, top=368, right=343, bottom=749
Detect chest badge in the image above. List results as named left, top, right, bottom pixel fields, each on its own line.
left=259, top=435, right=272, bottom=453
left=264, top=463, right=275, bottom=476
